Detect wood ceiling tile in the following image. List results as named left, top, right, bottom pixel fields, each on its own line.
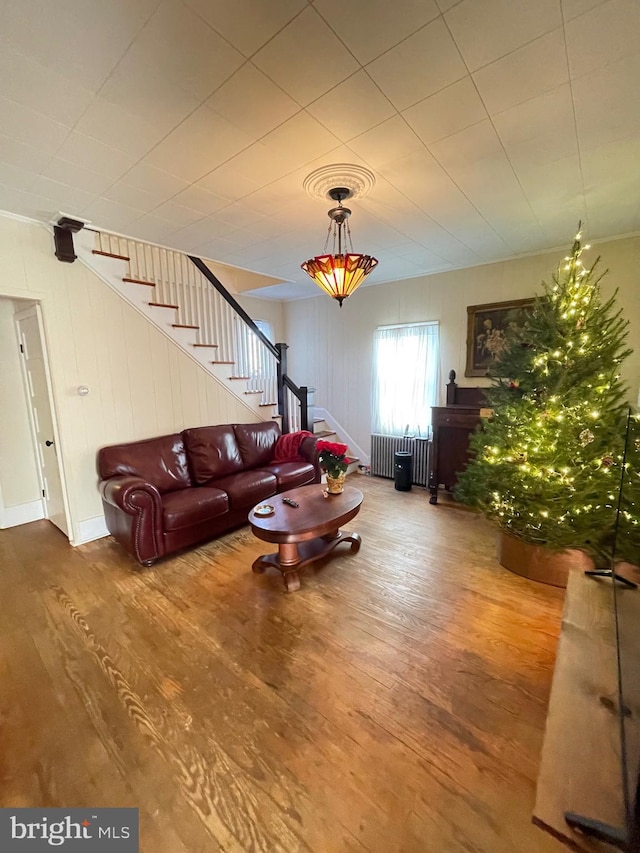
left=403, top=78, right=487, bottom=145
left=306, top=71, right=396, bottom=142
left=252, top=7, right=359, bottom=106
left=473, top=29, right=569, bottom=115
left=206, top=65, right=300, bottom=139
left=366, top=18, right=467, bottom=111
left=445, top=0, right=561, bottom=72
left=314, top=0, right=440, bottom=65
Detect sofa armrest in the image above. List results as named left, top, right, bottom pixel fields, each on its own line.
left=100, top=476, right=162, bottom=514
left=99, top=476, right=164, bottom=565
left=298, top=435, right=322, bottom=483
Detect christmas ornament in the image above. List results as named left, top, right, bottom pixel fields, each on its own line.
left=601, top=455, right=615, bottom=468
left=509, top=379, right=520, bottom=390
left=579, top=429, right=594, bottom=446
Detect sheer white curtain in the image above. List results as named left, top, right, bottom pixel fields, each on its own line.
left=371, top=322, right=439, bottom=437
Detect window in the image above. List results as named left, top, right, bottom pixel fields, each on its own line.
left=254, top=319, right=274, bottom=342
left=234, top=318, right=277, bottom=397
left=371, top=322, right=439, bottom=437
left=244, top=319, right=274, bottom=377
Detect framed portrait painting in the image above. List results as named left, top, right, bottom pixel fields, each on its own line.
left=465, top=298, right=535, bottom=377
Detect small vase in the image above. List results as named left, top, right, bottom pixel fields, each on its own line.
left=326, top=471, right=346, bottom=494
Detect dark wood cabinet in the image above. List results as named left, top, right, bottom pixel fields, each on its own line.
left=429, top=371, right=485, bottom=505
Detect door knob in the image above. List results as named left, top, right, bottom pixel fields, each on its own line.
left=45, top=440, right=54, bottom=447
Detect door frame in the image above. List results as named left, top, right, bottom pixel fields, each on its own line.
left=14, top=301, right=72, bottom=538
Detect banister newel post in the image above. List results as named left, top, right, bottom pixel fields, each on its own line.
left=299, top=386, right=309, bottom=432
left=276, top=342, right=289, bottom=434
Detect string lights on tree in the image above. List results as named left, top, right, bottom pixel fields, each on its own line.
left=455, top=225, right=639, bottom=565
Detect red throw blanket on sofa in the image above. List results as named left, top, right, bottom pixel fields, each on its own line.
left=273, top=430, right=314, bottom=462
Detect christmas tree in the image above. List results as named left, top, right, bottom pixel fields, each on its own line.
left=454, top=227, right=639, bottom=564
left=618, top=410, right=640, bottom=566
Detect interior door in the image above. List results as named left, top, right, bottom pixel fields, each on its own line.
left=15, top=306, right=69, bottom=536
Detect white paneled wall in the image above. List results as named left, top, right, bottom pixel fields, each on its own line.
left=285, top=235, right=640, bottom=454
left=0, top=214, right=265, bottom=544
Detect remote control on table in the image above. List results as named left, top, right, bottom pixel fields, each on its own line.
left=282, top=497, right=299, bottom=507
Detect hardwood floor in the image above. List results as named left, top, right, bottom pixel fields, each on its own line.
left=0, top=475, right=568, bottom=852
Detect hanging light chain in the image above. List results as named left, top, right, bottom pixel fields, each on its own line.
left=323, top=199, right=356, bottom=256
left=344, top=218, right=354, bottom=253
left=322, top=218, right=333, bottom=254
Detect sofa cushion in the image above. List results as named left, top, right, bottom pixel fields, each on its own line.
left=162, top=487, right=229, bottom=532
left=183, top=425, right=244, bottom=485
left=208, top=469, right=277, bottom=509
left=259, top=461, right=316, bottom=490
left=234, top=421, right=280, bottom=468
left=97, top=434, right=191, bottom=494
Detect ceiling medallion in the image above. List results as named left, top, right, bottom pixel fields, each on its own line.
left=303, top=164, right=376, bottom=202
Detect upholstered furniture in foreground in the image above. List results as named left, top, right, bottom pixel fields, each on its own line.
left=97, top=422, right=320, bottom=566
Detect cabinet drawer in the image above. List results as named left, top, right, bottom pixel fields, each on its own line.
left=433, top=412, right=479, bottom=428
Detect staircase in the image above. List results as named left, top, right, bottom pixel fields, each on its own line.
left=312, top=414, right=363, bottom=480
left=75, top=228, right=310, bottom=432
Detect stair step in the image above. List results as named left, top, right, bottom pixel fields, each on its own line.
left=90, top=240, right=308, bottom=422
left=315, top=430, right=337, bottom=438
left=93, top=249, right=130, bottom=261
left=123, top=277, right=155, bottom=287
left=88, top=239, right=311, bottom=427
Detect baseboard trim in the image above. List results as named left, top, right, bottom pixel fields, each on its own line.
left=0, top=499, right=45, bottom=529
left=73, top=515, right=109, bottom=545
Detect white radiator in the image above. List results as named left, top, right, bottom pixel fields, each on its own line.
left=370, top=435, right=432, bottom=486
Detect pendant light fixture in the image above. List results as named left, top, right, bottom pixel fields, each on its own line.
left=301, top=187, right=378, bottom=307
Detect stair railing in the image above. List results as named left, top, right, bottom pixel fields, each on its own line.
left=93, top=231, right=309, bottom=431
left=283, top=379, right=309, bottom=433
left=189, top=256, right=279, bottom=407
left=275, top=343, right=309, bottom=434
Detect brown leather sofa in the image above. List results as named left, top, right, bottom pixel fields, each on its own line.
left=97, top=421, right=320, bottom=566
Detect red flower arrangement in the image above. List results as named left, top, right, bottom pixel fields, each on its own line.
left=316, top=440, right=348, bottom=478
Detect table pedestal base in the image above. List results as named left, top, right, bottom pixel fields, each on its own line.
left=252, top=530, right=361, bottom=592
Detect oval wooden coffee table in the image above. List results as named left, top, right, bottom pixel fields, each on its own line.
left=249, top=484, right=363, bottom=592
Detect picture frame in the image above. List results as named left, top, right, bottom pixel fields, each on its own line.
left=465, top=298, right=535, bottom=377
